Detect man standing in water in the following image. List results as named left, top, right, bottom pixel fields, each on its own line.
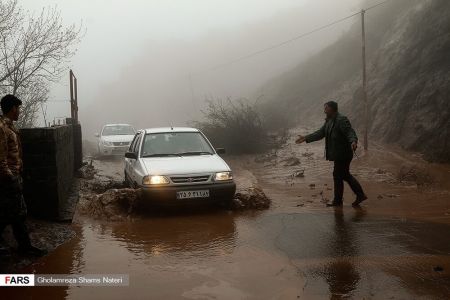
left=0, top=94, right=46, bottom=256
left=296, top=101, right=367, bottom=207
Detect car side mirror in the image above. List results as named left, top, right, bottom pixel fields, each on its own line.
left=125, top=152, right=138, bottom=160
left=216, top=148, right=226, bottom=154
left=94, top=133, right=100, bottom=138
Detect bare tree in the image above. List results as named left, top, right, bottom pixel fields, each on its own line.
left=0, top=0, right=82, bottom=127
left=14, top=78, right=49, bottom=128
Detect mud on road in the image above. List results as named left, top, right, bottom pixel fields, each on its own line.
left=75, top=156, right=270, bottom=221
left=4, top=129, right=450, bottom=299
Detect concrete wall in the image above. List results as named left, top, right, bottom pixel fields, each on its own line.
left=73, top=124, right=82, bottom=170
left=20, top=125, right=80, bottom=221
left=67, top=118, right=83, bottom=170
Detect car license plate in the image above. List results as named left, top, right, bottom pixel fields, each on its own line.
left=177, top=190, right=209, bottom=199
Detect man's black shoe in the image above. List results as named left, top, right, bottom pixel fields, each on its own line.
left=352, top=195, right=368, bottom=207
left=326, top=201, right=343, bottom=207
left=17, top=245, right=48, bottom=257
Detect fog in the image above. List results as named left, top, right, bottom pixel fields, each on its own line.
left=20, top=0, right=372, bottom=138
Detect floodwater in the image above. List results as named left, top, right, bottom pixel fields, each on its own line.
left=4, top=134, right=450, bottom=299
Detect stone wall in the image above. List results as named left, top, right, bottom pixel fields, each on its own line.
left=20, top=124, right=80, bottom=221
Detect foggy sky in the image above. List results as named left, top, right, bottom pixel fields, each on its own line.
left=18, top=0, right=373, bottom=137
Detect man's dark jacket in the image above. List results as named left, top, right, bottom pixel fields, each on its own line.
left=305, top=113, right=358, bottom=161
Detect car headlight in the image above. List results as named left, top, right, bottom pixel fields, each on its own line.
left=215, top=172, right=233, bottom=181
left=102, top=140, right=113, bottom=146
left=143, top=175, right=170, bottom=185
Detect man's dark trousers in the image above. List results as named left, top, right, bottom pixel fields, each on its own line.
left=0, top=217, right=31, bottom=249
left=333, top=159, right=365, bottom=203
left=0, top=176, right=32, bottom=249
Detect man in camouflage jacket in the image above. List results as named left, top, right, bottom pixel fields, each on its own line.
left=0, top=94, right=46, bottom=256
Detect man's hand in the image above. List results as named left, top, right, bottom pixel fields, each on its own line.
left=351, top=141, right=358, bottom=152
left=296, top=135, right=306, bottom=144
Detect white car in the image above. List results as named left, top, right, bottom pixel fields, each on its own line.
left=96, top=124, right=136, bottom=156
left=124, top=127, right=236, bottom=206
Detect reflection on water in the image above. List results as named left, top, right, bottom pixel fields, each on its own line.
left=323, top=209, right=365, bottom=299
left=107, top=211, right=237, bottom=258
left=2, top=210, right=239, bottom=300
left=3, top=205, right=450, bottom=299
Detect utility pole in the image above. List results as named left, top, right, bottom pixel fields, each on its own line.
left=361, top=9, right=368, bottom=151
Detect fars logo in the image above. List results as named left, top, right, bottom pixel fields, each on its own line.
left=0, top=274, right=35, bottom=286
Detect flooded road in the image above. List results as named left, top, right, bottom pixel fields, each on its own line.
left=5, top=133, right=450, bottom=299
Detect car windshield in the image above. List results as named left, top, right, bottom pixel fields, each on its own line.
left=102, top=125, right=135, bottom=136
left=141, top=132, right=214, bottom=157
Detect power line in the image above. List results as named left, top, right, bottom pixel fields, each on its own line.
left=364, top=0, right=392, bottom=11
left=46, top=99, right=69, bottom=103
left=192, top=0, right=392, bottom=76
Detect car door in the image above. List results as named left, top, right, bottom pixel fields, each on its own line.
left=125, top=133, right=140, bottom=182
left=128, top=133, right=143, bottom=186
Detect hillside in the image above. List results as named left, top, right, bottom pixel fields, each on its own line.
left=259, top=0, right=450, bottom=162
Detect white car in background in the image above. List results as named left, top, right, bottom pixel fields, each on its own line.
left=124, top=127, right=236, bottom=206
left=96, top=124, right=136, bottom=156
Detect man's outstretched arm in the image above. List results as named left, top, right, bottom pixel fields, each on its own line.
left=296, top=124, right=325, bottom=144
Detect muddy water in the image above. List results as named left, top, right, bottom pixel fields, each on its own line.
left=6, top=208, right=450, bottom=299
left=5, top=140, right=450, bottom=299
left=6, top=211, right=304, bottom=299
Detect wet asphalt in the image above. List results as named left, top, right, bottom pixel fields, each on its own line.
left=4, top=145, right=450, bottom=299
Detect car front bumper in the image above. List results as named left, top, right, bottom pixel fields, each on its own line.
left=141, top=182, right=236, bottom=206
